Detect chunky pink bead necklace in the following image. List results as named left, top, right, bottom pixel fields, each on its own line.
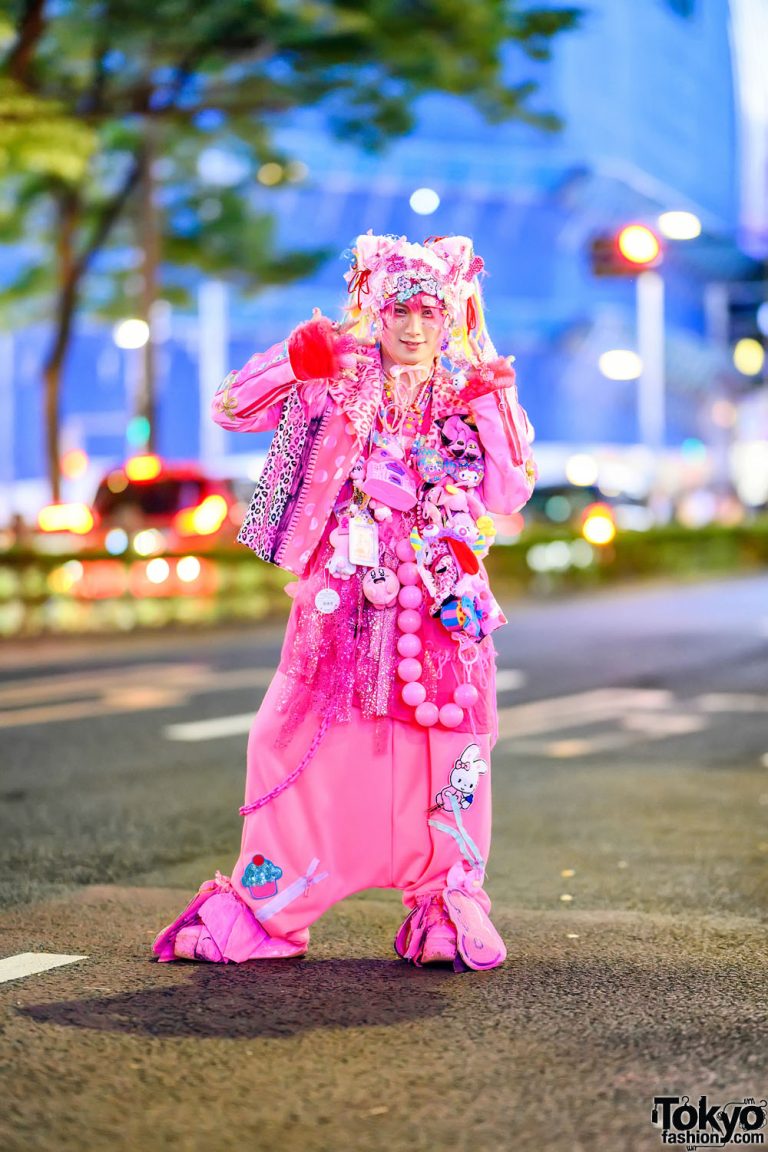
left=391, top=534, right=480, bottom=728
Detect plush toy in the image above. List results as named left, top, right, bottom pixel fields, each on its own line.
left=438, top=415, right=482, bottom=464
left=440, top=595, right=483, bottom=639
left=362, top=566, right=400, bottom=609
left=327, top=520, right=356, bottom=579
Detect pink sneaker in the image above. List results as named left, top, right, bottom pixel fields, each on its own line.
left=173, top=924, right=223, bottom=962
left=420, top=899, right=458, bottom=965
left=172, top=920, right=306, bottom=962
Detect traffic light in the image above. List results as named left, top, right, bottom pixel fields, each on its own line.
left=589, top=225, right=663, bottom=277
left=727, top=289, right=766, bottom=379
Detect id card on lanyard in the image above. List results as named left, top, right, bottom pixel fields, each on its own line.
left=348, top=513, right=379, bottom=567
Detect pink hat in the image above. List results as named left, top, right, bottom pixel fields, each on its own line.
left=343, top=232, right=496, bottom=367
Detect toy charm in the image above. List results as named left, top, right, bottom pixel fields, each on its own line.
left=361, top=447, right=418, bottom=511
left=362, top=565, right=401, bottom=609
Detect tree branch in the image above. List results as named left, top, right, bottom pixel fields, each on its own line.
left=73, top=153, right=143, bottom=280
left=5, top=0, right=46, bottom=85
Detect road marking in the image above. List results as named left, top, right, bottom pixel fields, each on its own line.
left=621, top=712, right=708, bottom=736
left=496, top=669, right=525, bottom=691
left=496, top=688, right=675, bottom=741
left=695, top=693, right=767, bottom=712
left=0, top=953, right=88, bottom=984
left=164, top=713, right=254, bottom=741
left=496, top=687, right=717, bottom=757
left=0, top=665, right=275, bottom=729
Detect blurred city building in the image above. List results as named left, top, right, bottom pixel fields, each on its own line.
left=2, top=0, right=767, bottom=524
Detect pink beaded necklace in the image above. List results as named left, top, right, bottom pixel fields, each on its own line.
left=391, top=533, right=480, bottom=729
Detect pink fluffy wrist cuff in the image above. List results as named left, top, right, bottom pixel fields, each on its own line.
left=460, top=357, right=517, bottom=401
left=288, top=317, right=355, bottom=381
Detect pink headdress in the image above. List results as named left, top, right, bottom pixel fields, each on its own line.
left=343, top=231, right=496, bottom=368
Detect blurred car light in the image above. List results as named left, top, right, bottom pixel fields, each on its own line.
left=146, top=557, right=171, bottom=584
left=177, top=556, right=201, bottom=582
left=125, top=454, right=162, bottom=481
left=582, top=504, right=617, bottom=545
left=133, top=528, right=166, bottom=556
left=174, top=493, right=228, bottom=536
left=38, top=503, right=94, bottom=534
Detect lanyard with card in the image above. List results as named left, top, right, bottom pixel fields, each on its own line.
left=348, top=510, right=379, bottom=567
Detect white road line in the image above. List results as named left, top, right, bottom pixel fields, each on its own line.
left=0, top=953, right=88, bottom=984
left=695, top=693, right=767, bottom=712
left=164, top=713, right=254, bottom=741
left=495, top=669, right=526, bottom=691
left=0, top=666, right=275, bottom=730
left=496, top=688, right=675, bottom=741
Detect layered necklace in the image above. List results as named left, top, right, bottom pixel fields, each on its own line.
left=378, top=362, right=434, bottom=447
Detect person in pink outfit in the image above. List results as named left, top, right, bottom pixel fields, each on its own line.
left=152, top=232, right=538, bottom=971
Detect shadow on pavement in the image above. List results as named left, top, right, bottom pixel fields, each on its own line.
left=18, top=956, right=455, bottom=1040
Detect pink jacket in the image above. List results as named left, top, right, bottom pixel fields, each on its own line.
left=212, top=339, right=537, bottom=576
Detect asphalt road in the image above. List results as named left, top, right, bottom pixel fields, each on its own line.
left=1, top=573, right=767, bottom=1152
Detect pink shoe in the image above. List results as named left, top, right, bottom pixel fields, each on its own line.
left=173, top=924, right=224, bottom=962
left=172, top=918, right=306, bottom=962
left=419, top=899, right=458, bottom=965
left=443, top=888, right=506, bottom=971
left=154, top=879, right=309, bottom=964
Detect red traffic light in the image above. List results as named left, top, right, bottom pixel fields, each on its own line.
left=589, top=226, right=663, bottom=277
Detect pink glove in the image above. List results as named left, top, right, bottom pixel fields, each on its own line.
left=288, top=314, right=357, bottom=381
left=460, top=357, right=516, bottom=402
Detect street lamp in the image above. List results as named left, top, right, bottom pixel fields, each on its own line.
left=112, top=318, right=151, bottom=454
left=588, top=224, right=665, bottom=452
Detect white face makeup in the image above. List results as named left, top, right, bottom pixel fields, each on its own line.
left=379, top=296, right=445, bottom=375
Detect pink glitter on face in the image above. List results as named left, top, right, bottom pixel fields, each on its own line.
left=379, top=292, right=445, bottom=319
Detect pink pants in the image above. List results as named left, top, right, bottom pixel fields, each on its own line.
left=231, top=670, right=493, bottom=949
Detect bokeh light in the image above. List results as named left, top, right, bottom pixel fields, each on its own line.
left=61, top=449, right=88, bottom=479
left=105, top=528, right=129, bottom=555
left=257, top=162, right=283, bottom=186
left=409, top=188, right=440, bottom=215
left=733, top=337, right=764, bottom=376
left=566, top=454, right=599, bottom=486
left=133, top=528, right=165, bottom=556
left=37, top=503, right=94, bottom=534
left=658, top=211, right=701, bottom=239
left=177, top=556, right=201, bottom=583
left=617, top=225, right=660, bottom=265
left=146, top=558, right=170, bottom=584
left=582, top=507, right=616, bottom=545
left=599, top=350, right=642, bottom=380
left=125, top=454, right=161, bottom=481
left=113, top=319, right=149, bottom=349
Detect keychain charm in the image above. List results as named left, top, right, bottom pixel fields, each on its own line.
left=315, top=587, right=341, bottom=614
